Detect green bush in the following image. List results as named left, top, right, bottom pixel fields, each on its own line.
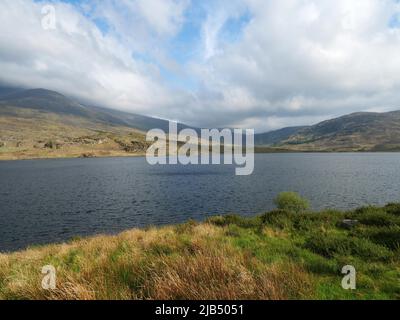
left=274, top=192, right=310, bottom=213
left=260, top=209, right=290, bottom=223
left=207, top=214, right=261, bottom=229
left=44, top=140, right=55, bottom=149
left=44, top=140, right=61, bottom=150
left=352, top=207, right=400, bottom=227
left=370, top=228, right=400, bottom=250
left=304, top=233, right=393, bottom=262
left=290, top=211, right=344, bottom=232
left=260, top=209, right=293, bottom=229
left=384, top=203, right=400, bottom=216
left=355, top=227, right=400, bottom=251
left=301, top=252, right=340, bottom=275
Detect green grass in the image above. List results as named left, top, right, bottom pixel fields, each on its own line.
left=0, top=203, right=399, bottom=300
left=207, top=203, right=400, bottom=300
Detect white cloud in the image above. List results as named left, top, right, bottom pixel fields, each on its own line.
left=1, top=0, right=400, bottom=132
left=0, top=0, right=187, bottom=116
left=200, top=0, right=247, bottom=60
left=90, top=0, right=189, bottom=52
left=136, top=0, right=188, bottom=36
left=190, top=0, right=400, bottom=131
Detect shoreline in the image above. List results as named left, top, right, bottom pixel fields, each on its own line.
left=0, top=152, right=147, bottom=162
left=2, top=150, right=400, bottom=162
left=1, top=203, right=399, bottom=300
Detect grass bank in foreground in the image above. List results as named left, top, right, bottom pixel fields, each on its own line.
left=0, top=201, right=399, bottom=300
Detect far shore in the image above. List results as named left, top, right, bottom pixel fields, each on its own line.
left=0, top=151, right=147, bottom=162
left=2, top=147, right=400, bottom=161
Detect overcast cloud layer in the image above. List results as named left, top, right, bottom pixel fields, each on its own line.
left=1, top=0, right=400, bottom=132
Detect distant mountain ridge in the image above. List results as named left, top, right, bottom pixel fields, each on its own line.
left=1, top=86, right=400, bottom=153
left=0, top=87, right=195, bottom=133
left=0, top=87, right=211, bottom=160
left=259, top=110, right=400, bottom=151
left=0, top=88, right=91, bottom=118
left=255, top=126, right=309, bottom=146
left=0, top=87, right=178, bottom=160
left=0, top=87, right=24, bottom=98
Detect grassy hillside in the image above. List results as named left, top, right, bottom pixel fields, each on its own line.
left=1, top=201, right=399, bottom=300
left=277, top=111, right=400, bottom=151
left=255, top=126, right=308, bottom=146
left=0, top=107, right=151, bottom=160
left=2, top=87, right=400, bottom=157
left=0, top=88, right=164, bottom=160
left=0, top=87, right=205, bottom=160
left=0, top=87, right=199, bottom=133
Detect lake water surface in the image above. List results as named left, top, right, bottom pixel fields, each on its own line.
left=1, top=153, right=400, bottom=252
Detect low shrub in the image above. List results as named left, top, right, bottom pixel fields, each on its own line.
left=207, top=214, right=261, bottom=229
left=354, top=227, right=400, bottom=251
left=274, top=192, right=310, bottom=213
left=301, top=252, right=339, bottom=275
left=369, top=228, right=400, bottom=251
left=291, top=211, right=344, bottom=232
left=260, top=210, right=293, bottom=229
left=352, top=207, right=400, bottom=227
left=384, top=203, right=400, bottom=216
left=304, top=233, right=393, bottom=261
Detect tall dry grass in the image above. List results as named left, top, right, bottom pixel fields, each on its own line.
left=0, top=223, right=313, bottom=300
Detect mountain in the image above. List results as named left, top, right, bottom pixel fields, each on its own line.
left=261, top=111, right=400, bottom=151
left=0, top=88, right=185, bottom=132
left=0, top=87, right=23, bottom=98
left=0, top=87, right=196, bottom=160
left=87, top=105, right=197, bottom=133
left=0, top=88, right=90, bottom=116
left=255, top=126, right=308, bottom=146
left=2, top=86, right=400, bottom=159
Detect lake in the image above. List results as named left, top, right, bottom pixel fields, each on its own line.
left=1, top=153, right=400, bottom=252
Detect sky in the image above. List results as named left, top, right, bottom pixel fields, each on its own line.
left=1, top=0, right=400, bottom=132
